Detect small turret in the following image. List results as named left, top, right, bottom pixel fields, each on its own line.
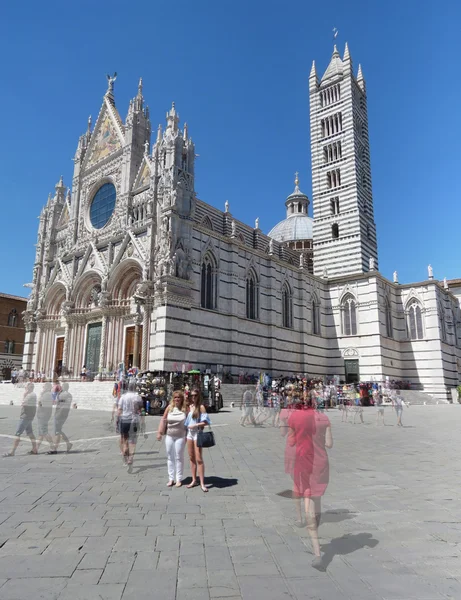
left=166, top=102, right=179, bottom=132
left=357, top=64, right=366, bottom=91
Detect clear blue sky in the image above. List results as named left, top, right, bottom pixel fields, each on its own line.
left=1, top=0, right=458, bottom=297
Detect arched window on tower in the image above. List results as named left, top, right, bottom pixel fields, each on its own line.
left=246, top=269, right=259, bottom=320
left=201, top=253, right=217, bottom=310
left=282, top=283, right=293, bottom=328
left=4, top=339, right=15, bottom=354
left=406, top=298, right=424, bottom=340
left=385, top=297, right=393, bottom=338
left=332, top=223, right=339, bottom=239
left=312, top=297, right=320, bottom=335
left=7, top=309, right=18, bottom=327
left=341, top=294, right=357, bottom=336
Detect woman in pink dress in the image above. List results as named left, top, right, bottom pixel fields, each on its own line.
left=287, top=399, right=333, bottom=570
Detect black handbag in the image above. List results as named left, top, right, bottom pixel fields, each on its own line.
left=197, top=428, right=215, bottom=448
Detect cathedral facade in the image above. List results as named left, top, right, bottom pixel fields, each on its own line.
left=23, top=46, right=461, bottom=401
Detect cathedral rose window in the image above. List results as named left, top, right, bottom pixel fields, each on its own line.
left=90, top=182, right=116, bottom=229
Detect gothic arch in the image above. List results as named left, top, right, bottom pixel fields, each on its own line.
left=245, top=267, right=259, bottom=320
left=338, top=284, right=357, bottom=305
left=109, top=259, right=143, bottom=301
left=201, top=216, right=213, bottom=231
left=200, top=238, right=219, bottom=268
left=73, top=271, right=102, bottom=309
left=282, top=281, right=293, bottom=328
left=201, top=250, right=218, bottom=310
left=405, top=296, right=425, bottom=340
left=44, top=282, right=67, bottom=316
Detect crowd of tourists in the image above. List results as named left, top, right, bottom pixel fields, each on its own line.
left=3, top=380, right=72, bottom=457
left=111, top=381, right=212, bottom=489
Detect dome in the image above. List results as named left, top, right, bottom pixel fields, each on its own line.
left=268, top=214, right=313, bottom=242
left=267, top=173, right=313, bottom=242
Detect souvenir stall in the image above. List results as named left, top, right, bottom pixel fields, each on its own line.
left=136, top=371, right=170, bottom=416
left=171, top=370, right=223, bottom=412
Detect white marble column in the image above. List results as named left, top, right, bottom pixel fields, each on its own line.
left=98, top=315, right=108, bottom=376
left=141, top=301, right=151, bottom=371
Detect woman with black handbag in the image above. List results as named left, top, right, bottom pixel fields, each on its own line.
left=184, top=389, right=211, bottom=492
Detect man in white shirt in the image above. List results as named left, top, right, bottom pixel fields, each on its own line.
left=117, top=380, right=142, bottom=471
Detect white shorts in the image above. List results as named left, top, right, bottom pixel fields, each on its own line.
left=187, top=429, right=198, bottom=441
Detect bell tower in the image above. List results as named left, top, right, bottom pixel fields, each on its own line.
left=310, top=43, right=378, bottom=277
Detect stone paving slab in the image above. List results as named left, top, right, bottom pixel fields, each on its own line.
left=0, top=405, right=461, bottom=599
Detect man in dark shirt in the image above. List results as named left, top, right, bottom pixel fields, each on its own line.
left=4, top=383, right=38, bottom=456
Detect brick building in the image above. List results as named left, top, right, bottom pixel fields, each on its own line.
left=0, top=293, right=27, bottom=380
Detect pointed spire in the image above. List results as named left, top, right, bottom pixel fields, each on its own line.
left=183, top=122, right=188, bottom=140
left=156, top=124, right=162, bottom=143
left=87, top=115, right=92, bottom=134
left=320, top=46, right=344, bottom=83
left=357, top=64, right=365, bottom=91
left=166, top=102, right=179, bottom=131
left=343, top=42, right=350, bottom=61
left=56, top=175, right=65, bottom=190
left=66, top=188, right=71, bottom=204
left=309, top=60, right=317, bottom=79
left=144, top=139, right=149, bottom=155
left=137, top=77, right=143, bottom=97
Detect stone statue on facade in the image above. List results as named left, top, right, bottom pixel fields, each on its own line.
left=106, top=72, right=117, bottom=94
left=393, top=270, right=399, bottom=284
left=225, top=200, right=229, bottom=213
left=255, top=217, right=259, bottom=230
left=428, top=264, right=433, bottom=279
left=61, top=300, right=74, bottom=316
left=268, top=239, right=274, bottom=255
left=231, top=220, right=236, bottom=237
left=369, top=257, right=375, bottom=271
left=444, top=277, right=448, bottom=290
left=300, top=253, right=304, bottom=268
left=322, top=267, right=328, bottom=279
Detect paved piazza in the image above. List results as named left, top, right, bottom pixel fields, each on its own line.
left=0, top=403, right=459, bottom=599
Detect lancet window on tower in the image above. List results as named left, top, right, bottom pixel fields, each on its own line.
left=327, top=169, right=341, bottom=189
left=321, top=112, right=343, bottom=138
left=330, top=197, right=340, bottom=215
left=320, top=84, right=341, bottom=107
left=323, top=141, right=342, bottom=164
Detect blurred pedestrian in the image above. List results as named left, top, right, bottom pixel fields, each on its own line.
left=3, top=383, right=38, bottom=456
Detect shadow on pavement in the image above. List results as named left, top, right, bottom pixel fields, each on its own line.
left=205, top=476, right=239, bottom=489
left=321, top=532, right=379, bottom=569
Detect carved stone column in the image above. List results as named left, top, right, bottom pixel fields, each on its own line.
left=62, top=321, right=70, bottom=372
left=98, top=314, right=108, bottom=376
left=133, top=311, right=142, bottom=369
left=141, top=301, right=151, bottom=371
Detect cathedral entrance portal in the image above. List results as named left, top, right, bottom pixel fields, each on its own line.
left=344, top=359, right=359, bottom=384
left=85, top=323, right=102, bottom=375
left=124, top=326, right=142, bottom=369
left=54, top=336, right=64, bottom=376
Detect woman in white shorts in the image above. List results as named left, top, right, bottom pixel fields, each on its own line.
left=185, top=389, right=210, bottom=492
